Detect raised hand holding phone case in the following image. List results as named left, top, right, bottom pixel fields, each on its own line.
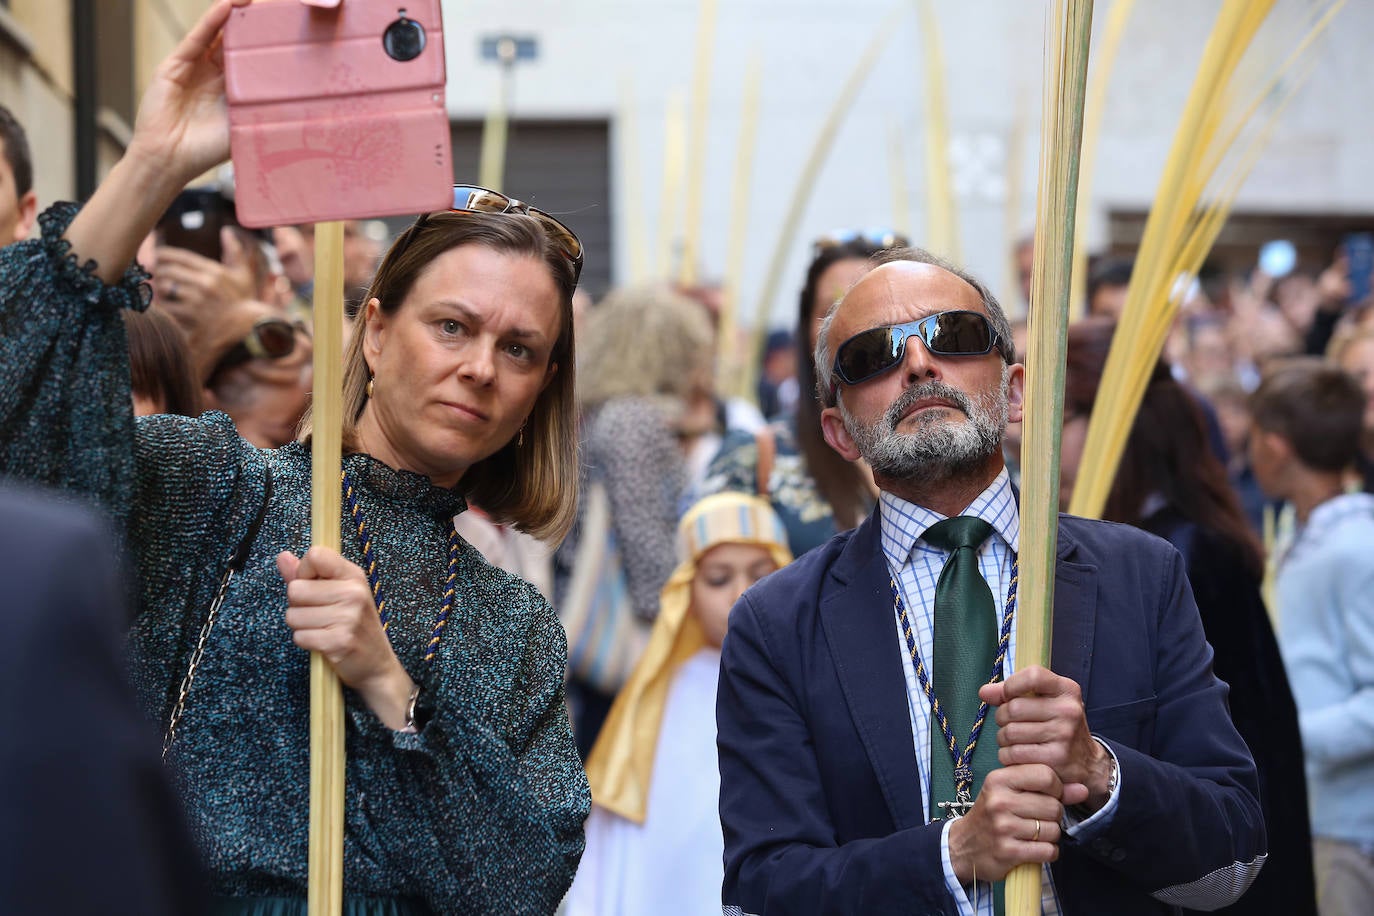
left=223, top=0, right=453, bottom=228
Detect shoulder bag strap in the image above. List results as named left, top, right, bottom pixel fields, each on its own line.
left=163, top=464, right=274, bottom=759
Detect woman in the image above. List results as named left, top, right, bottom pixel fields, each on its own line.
left=1060, top=318, right=1317, bottom=916
left=0, top=3, right=588, bottom=913
left=125, top=306, right=204, bottom=418
left=698, top=232, right=901, bottom=556
left=555, top=283, right=716, bottom=755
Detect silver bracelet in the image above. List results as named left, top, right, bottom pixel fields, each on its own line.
left=401, top=683, right=423, bottom=734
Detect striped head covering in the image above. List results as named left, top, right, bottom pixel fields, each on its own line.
left=584, top=492, right=792, bottom=823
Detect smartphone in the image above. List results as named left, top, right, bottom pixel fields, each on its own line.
left=222, top=0, right=453, bottom=228
left=1345, top=232, right=1374, bottom=305
left=157, top=188, right=232, bottom=261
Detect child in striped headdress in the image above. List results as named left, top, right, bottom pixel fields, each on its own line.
left=565, top=492, right=792, bottom=916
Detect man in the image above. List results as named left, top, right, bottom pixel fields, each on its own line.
left=0, top=485, right=206, bottom=915
left=0, top=105, right=38, bottom=245
left=717, top=248, right=1266, bottom=915
left=1249, top=360, right=1374, bottom=916
left=1085, top=256, right=1132, bottom=318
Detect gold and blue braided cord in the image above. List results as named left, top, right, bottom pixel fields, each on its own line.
left=891, top=560, right=1018, bottom=801
left=342, top=468, right=456, bottom=667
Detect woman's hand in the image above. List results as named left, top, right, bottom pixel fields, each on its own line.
left=126, top=0, right=251, bottom=187
left=278, top=547, right=418, bottom=731
left=65, top=0, right=250, bottom=284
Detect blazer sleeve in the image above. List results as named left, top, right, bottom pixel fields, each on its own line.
left=1074, top=543, right=1267, bottom=910
left=717, top=592, right=957, bottom=916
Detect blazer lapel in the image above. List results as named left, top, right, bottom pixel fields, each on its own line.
left=818, top=513, right=925, bottom=831
left=1049, top=520, right=1097, bottom=686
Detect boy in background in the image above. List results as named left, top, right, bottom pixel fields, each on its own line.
left=1250, top=359, right=1374, bottom=916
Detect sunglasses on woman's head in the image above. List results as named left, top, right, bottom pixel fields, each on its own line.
left=396, top=184, right=584, bottom=283
left=813, top=228, right=910, bottom=256
left=830, top=310, right=1006, bottom=391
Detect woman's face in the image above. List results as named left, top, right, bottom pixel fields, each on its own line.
left=1339, top=337, right=1374, bottom=434
left=690, top=542, right=780, bottom=648
left=360, top=244, right=562, bottom=487
left=808, top=257, right=874, bottom=356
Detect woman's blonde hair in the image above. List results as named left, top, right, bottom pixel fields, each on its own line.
left=577, top=284, right=715, bottom=409
left=300, top=210, right=580, bottom=543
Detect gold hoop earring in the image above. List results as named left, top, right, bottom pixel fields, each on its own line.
left=366, top=376, right=375, bottom=399
left=517, top=426, right=525, bottom=448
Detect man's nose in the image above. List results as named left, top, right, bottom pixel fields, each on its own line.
left=901, top=333, right=940, bottom=384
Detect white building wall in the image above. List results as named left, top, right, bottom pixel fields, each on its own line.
left=442, top=0, right=1374, bottom=326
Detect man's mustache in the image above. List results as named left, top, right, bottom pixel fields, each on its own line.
left=884, top=381, right=973, bottom=430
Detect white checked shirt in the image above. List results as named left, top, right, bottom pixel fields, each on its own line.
left=880, top=468, right=1116, bottom=915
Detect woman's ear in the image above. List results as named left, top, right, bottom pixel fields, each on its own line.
left=361, top=297, right=385, bottom=365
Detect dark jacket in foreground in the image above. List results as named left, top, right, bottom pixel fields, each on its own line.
left=0, top=485, right=207, bottom=916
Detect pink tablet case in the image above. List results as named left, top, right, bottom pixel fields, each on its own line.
left=223, top=0, right=453, bottom=228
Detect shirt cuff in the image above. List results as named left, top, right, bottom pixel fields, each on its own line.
left=1064, top=736, right=1121, bottom=840
left=939, top=818, right=975, bottom=913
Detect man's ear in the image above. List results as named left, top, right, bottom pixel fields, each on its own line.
left=1261, top=429, right=1296, bottom=466
left=14, top=190, right=36, bottom=243
left=1004, top=362, right=1026, bottom=424
left=820, top=404, right=863, bottom=462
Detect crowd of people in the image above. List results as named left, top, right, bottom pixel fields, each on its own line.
left=1, top=2, right=1371, bottom=915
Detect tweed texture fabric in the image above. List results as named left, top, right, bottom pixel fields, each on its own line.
left=0, top=204, right=590, bottom=914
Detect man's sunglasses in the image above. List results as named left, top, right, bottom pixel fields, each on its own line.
left=397, top=185, right=584, bottom=283
left=831, top=310, right=1006, bottom=390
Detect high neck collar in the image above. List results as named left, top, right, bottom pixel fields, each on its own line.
left=339, top=449, right=468, bottom=521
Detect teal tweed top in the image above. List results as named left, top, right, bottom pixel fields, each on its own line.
left=0, top=204, right=589, bottom=913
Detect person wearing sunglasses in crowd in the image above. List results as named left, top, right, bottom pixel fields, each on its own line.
left=717, top=247, right=1267, bottom=914
left=697, top=231, right=902, bottom=557
left=0, top=2, right=588, bottom=914
left=199, top=304, right=314, bottom=448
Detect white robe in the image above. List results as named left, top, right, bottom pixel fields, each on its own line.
left=565, top=648, right=724, bottom=916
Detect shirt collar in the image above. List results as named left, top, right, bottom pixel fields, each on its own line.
left=1292, top=491, right=1374, bottom=554
left=878, top=467, right=1021, bottom=569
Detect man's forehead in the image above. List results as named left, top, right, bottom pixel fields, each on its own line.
left=834, top=261, right=985, bottom=333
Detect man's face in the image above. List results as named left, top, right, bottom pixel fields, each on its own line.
left=0, top=139, right=36, bottom=245
left=342, top=220, right=382, bottom=292
left=819, top=262, right=1024, bottom=482
left=1247, top=427, right=1289, bottom=501
left=1089, top=283, right=1128, bottom=318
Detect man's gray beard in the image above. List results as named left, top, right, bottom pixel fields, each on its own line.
left=839, top=369, right=1010, bottom=481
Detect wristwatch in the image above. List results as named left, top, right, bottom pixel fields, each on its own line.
left=401, top=683, right=431, bottom=733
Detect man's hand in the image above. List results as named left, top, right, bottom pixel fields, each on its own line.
left=947, top=764, right=1087, bottom=883
left=981, top=665, right=1115, bottom=812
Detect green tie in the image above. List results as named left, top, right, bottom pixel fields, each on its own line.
left=923, top=515, right=1000, bottom=820
left=923, top=516, right=1006, bottom=915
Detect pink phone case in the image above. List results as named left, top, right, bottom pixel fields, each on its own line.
left=223, top=0, right=453, bottom=228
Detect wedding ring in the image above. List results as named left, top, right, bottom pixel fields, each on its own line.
left=1032, top=818, right=1041, bottom=842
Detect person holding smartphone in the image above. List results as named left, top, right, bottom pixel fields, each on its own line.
left=0, top=2, right=589, bottom=914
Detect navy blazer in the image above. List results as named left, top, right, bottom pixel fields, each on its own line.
left=718, top=509, right=1266, bottom=915
left=0, top=486, right=206, bottom=916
